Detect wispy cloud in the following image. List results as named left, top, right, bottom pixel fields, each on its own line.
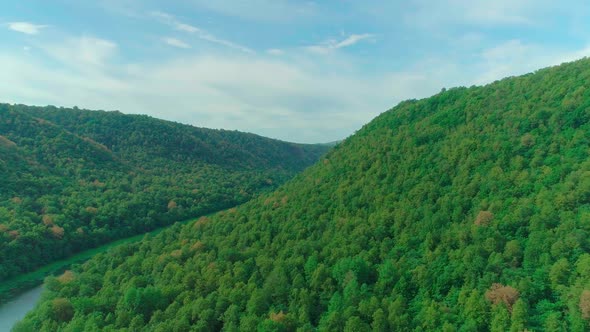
left=473, top=39, right=590, bottom=84
left=335, top=34, right=375, bottom=48
left=184, top=0, right=318, bottom=22
left=151, top=11, right=254, bottom=53
left=162, top=37, right=191, bottom=49
left=404, top=0, right=554, bottom=28
left=197, top=34, right=255, bottom=54
left=151, top=11, right=198, bottom=33
left=7, top=22, right=48, bottom=35
left=41, top=36, right=118, bottom=70
left=306, top=34, right=374, bottom=54
left=267, top=49, right=284, bottom=56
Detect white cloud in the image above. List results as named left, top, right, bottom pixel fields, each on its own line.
left=0, top=52, right=130, bottom=109
left=481, top=39, right=530, bottom=62
left=185, top=0, right=318, bottom=22
left=0, top=46, right=392, bottom=142
left=175, top=23, right=200, bottom=34
left=7, top=22, right=48, bottom=35
left=30, top=36, right=119, bottom=81
left=151, top=11, right=199, bottom=33
left=40, top=36, right=118, bottom=73
left=404, top=0, right=557, bottom=28
left=267, top=49, right=284, bottom=56
left=197, top=34, right=255, bottom=54
left=151, top=11, right=254, bottom=53
left=335, top=34, right=374, bottom=48
left=473, top=40, right=590, bottom=85
left=306, top=33, right=374, bottom=54
left=163, top=37, right=191, bottom=49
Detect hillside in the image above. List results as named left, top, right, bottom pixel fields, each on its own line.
left=16, top=58, right=590, bottom=331
left=0, top=105, right=329, bottom=282
left=23, top=107, right=324, bottom=172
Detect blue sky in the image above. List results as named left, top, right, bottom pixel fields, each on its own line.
left=1, top=0, right=589, bottom=143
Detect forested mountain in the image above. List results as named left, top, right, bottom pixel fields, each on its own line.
left=16, top=58, right=590, bottom=331
left=0, top=105, right=329, bottom=282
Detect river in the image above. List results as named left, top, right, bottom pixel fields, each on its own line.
left=0, top=215, right=209, bottom=331
left=0, top=285, right=43, bottom=332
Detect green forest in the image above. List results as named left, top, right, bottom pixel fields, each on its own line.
left=0, top=105, right=328, bottom=284
left=13, top=57, right=590, bottom=331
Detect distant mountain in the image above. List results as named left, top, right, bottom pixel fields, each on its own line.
left=23, top=107, right=326, bottom=172
left=317, top=140, right=342, bottom=147
left=18, top=58, right=590, bottom=331
left=0, top=105, right=329, bottom=282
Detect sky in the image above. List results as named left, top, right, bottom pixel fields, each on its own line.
left=1, top=1, right=589, bottom=143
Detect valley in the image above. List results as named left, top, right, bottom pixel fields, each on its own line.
left=0, top=105, right=328, bottom=293
left=13, top=58, right=590, bottom=331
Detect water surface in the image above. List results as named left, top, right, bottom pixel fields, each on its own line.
left=0, top=285, right=43, bottom=332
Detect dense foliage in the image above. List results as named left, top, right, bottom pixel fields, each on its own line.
left=0, top=105, right=328, bottom=282
left=17, top=58, right=590, bottom=331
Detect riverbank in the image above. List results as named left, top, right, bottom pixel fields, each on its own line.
left=0, top=215, right=203, bottom=305
left=0, top=232, right=148, bottom=304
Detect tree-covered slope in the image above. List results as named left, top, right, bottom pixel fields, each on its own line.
left=0, top=105, right=329, bottom=282
left=22, top=106, right=324, bottom=172
left=17, top=58, right=590, bottom=331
